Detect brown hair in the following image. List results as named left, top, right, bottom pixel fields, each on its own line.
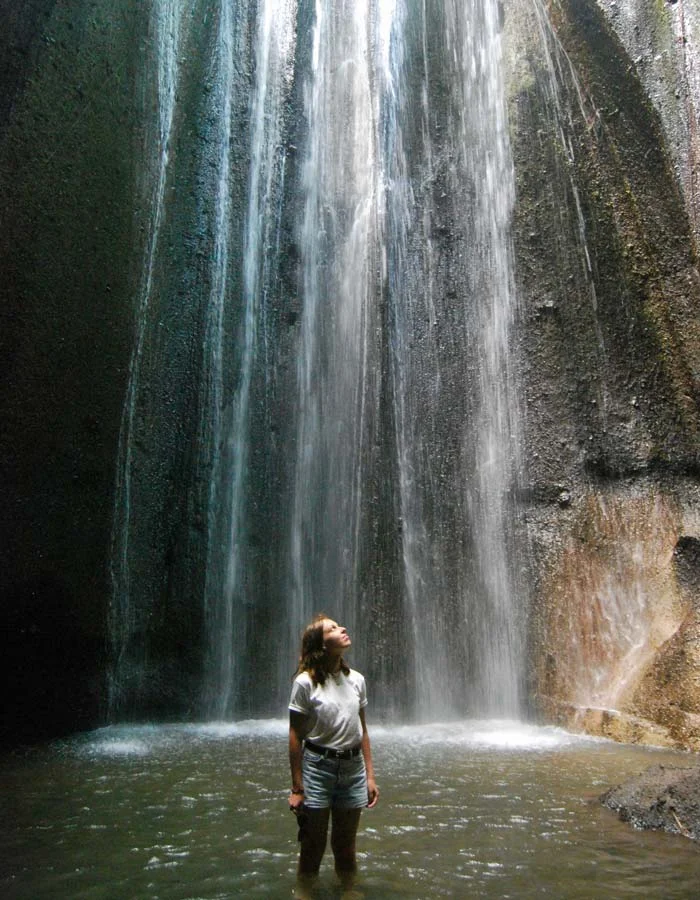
left=294, top=613, right=350, bottom=686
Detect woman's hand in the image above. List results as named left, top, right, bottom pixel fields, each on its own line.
left=366, top=777, right=379, bottom=808
left=289, top=790, right=305, bottom=813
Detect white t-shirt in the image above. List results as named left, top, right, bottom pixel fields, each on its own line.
left=289, top=668, right=368, bottom=750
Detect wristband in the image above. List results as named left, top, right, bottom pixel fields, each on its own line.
left=291, top=788, right=304, bottom=795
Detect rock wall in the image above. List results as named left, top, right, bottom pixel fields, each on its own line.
left=512, top=0, right=700, bottom=749
left=597, top=0, right=700, bottom=251
left=1, top=0, right=699, bottom=746
left=0, top=0, right=146, bottom=743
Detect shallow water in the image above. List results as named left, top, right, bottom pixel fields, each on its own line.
left=2, top=720, right=698, bottom=898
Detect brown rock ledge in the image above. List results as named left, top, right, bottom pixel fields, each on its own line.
left=600, top=764, right=700, bottom=842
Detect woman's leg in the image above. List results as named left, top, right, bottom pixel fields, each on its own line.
left=296, top=807, right=331, bottom=897
left=330, top=807, right=362, bottom=889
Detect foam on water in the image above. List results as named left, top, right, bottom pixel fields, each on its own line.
left=188, top=718, right=288, bottom=739
left=76, top=727, right=156, bottom=758
left=75, top=718, right=593, bottom=758
left=88, top=739, right=151, bottom=758
left=373, top=719, right=597, bottom=751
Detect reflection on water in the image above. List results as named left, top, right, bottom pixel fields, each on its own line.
left=1, top=721, right=699, bottom=898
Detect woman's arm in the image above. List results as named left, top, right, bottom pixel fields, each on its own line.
left=359, top=707, right=379, bottom=808
left=288, top=710, right=309, bottom=812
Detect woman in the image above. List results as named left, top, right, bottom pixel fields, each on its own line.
left=288, top=615, right=378, bottom=897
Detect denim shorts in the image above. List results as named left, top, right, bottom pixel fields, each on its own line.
left=302, top=747, right=368, bottom=809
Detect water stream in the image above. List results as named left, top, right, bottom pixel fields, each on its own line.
left=108, top=0, right=186, bottom=718
left=202, top=0, right=298, bottom=720
left=381, top=0, right=525, bottom=717
left=288, top=0, right=382, bottom=687
left=3, top=722, right=699, bottom=898
left=285, top=0, right=527, bottom=719
left=108, top=0, right=536, bottom=725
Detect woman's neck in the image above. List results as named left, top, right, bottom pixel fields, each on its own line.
left=326, top=655, right=343, bottom=674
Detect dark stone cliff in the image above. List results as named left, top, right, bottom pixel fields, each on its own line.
left=1, top=0, right=699, bottom=746
left=510, top=0, right=700, bottom=750
left=0, top=1, right=145, bottom=743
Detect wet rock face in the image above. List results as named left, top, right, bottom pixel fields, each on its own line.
left=601, top=765, right=700, bottom=842
left=513, top=0, right=700, bottom=751
left=674, top=536, right=700, bottom=604
left=511, top=0, right=700, bottom=488
left=1, top=0, right=700, bottom=744
left=527, top=485, right=700, bottom=751
left=595, top=0, right=700, bottom=251
left=0, top=0, right=147, bottom=744
left=630, top=536, right=700, bottom=750
left=0, top=0, right=58, bottom=132
left=529, top=492, right=684, bottom=707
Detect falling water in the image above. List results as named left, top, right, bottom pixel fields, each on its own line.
left=382, top=0, right=524, bottom=716
left=198, top=0, right=237, bottom=719
left=457, top=0, right=524, bottom=715
left=108, top=0, right=256, bottom=717
left=201, top=0, right=298, bottom=718
left=284, top=0, right=525, bottom=716
left=108, top=0, right=184, bottom=716
left=110, top=0, right=530, bottom=721
left=288, top=0, right=382, bottom=669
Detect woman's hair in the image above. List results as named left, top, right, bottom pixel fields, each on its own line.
left=294, top=613, right=350, bottom=685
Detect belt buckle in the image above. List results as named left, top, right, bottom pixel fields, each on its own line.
left=339, top=748, right=352, bottom=760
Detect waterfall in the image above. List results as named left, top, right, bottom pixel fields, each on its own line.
left=453, top=0, right=524, bottom=715
left=198, top=0, right=237, bottom=719
left=108, top=0, right=255, bottom=718
left=382, top=0, right=523, bottom=717
left=108, top=0, right=184, bottom=717
left=110, top=0, right=528, bottom=722
left=203, top=0, right=298, bottom=718
left=287, top=0, right=382, bottom=678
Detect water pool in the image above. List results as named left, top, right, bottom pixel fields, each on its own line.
left=2, top=720, right=698, bottom=898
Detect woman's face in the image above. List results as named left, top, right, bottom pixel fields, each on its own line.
left=322, top=619, right=351, bottom=653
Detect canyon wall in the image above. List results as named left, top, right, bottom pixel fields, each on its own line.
left=1, top=0, right=699, bottom=747
left=0, top=0, right=147, bottom=742
left=512, top=0, right=700, bottom=749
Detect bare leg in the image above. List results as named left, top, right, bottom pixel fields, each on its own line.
left=295, top=807, right=330, bottom=899
left=330, top=807, right=362, bottom=894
